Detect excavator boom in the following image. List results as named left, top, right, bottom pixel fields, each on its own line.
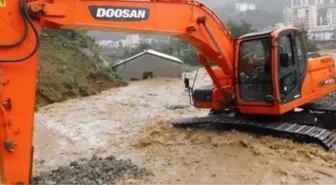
left=30, top=0, right=235, bottom=79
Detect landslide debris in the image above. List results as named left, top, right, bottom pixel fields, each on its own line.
left=37, top=28, right=127, bottom=107
left=32, top=154, right=154, bottom=185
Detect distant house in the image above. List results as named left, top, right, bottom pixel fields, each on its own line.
left=112, top=49, right=183, bottom=80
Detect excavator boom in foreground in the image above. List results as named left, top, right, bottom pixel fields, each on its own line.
left=0, top=0, right=336, bottom=184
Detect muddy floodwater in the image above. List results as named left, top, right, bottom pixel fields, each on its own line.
left=33, top=68, right=336, bottom=184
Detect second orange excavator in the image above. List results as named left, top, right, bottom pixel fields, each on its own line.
left=0, top=0, right=336, bottom=184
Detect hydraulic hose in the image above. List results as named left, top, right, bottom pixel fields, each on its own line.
left=0, top=0, right=28, bottom=47
left=0, top=0, right=40, bottom=62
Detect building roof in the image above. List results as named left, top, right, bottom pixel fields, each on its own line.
left=112, top=49, right=183, bottom=69
left=240, top=29, right=273, bottom=39
left=309, top=27, right=336, bottom=32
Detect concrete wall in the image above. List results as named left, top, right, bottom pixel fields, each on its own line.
left=114, top=53, right=182, bottom=80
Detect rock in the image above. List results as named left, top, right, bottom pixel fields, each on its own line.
left=80, top=48, right=95, bottom=58
left=31, top=154, right=154, bottom=185
left=70, top=161, right=79, bottom=167
left=105, top=155, right=116, bottom=161
left=41, top=33, right=49, bottom=37
left=147, top=93, right=158, bottom=96
left=164, top=104, right=189, bottom=110
left=42, top=180, right=57, bottom=185
left=98, top=54, right=110, bottom=67
left=96, top=178, right=103, bottom=185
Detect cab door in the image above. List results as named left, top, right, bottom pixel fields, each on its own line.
left=276, top=30, right=308, bottom=104
left=236, top=36, right=274, bottom=105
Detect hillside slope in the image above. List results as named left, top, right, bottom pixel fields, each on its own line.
left=37, top=29, right=127, bottom=106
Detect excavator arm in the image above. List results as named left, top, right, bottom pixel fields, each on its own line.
left=30, top=0, right=234, bottom=68
left=31, top=0, right=235, bottom=79
left=0, top=0, right=236, bottom=184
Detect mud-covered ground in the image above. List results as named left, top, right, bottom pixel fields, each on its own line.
left=33, top=68, right=336, bottom=184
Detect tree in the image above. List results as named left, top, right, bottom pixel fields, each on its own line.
left=296, top=26, right=319, bottom=52
left=306, top=39, right=319, bottom=52
left=159, top=42, right=174, bottom=55
left=226, top=20, right=256, bottom=38
left=182, top=47, right=199, bottom=66
left=138, top=42, right=151, bottom=51
left=118, top=41, right=123, bottom=49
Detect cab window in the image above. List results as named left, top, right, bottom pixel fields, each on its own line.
left=238, top=37, right=273, bottom=102
left=295, top=35, right=306, bottom=75
left=277, top=34, right=298, bottom=98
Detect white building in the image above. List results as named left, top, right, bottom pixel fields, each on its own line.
left=308, top=26, right=336, bottom=40
left=283, top=7, right=294, bottom=26
left=288, top=0, right=336, bottom=40
left=235, top=2, right=256, bottom=12
left=110, top=34, right=141, bottom=48
left=290, top=4, right=317, bottom=30
left=125, top=34, right=140, bottom=48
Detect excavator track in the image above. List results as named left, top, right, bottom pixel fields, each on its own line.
left=171, top=112, right=336, bottom=151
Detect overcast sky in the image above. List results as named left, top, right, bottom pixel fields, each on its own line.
left=198, top=0, right=228, bottom=8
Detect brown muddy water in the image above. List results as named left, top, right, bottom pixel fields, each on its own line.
left=33, top=68, right=336, bottom=184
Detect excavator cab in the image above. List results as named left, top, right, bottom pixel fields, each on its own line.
left=237, top=27, right=336, bottom=115
left=192, top=27, right=336, bottom=115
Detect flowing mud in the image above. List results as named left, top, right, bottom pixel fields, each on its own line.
left=33, top=68, right=336, bottom=184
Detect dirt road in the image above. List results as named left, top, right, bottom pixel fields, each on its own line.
left=33, top=68, right=336, bottom=184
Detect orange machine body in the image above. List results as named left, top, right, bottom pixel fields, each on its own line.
left=235, top=27, right=336, bottom=115
left=0, top=0, right=39, bottom=184
left=0, top=0, right=335, bottom=184
left=193, top=27, right=336, bottom=115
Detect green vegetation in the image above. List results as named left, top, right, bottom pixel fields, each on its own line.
left=226, top=20, right=257, bottom=38
left=307, top=40, right=320, bottom=52
left=37, top=29, right=127, bottom=106
left=296, top=27, right=320, bottom=52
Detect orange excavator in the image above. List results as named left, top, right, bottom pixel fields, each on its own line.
left=0, top=0, right=336, bottom=184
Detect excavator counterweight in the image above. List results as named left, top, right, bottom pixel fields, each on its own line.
left=0, top=0, right=336, bottom=184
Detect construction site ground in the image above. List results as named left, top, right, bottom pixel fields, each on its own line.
left=33, top=68, right=336, bottom=184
